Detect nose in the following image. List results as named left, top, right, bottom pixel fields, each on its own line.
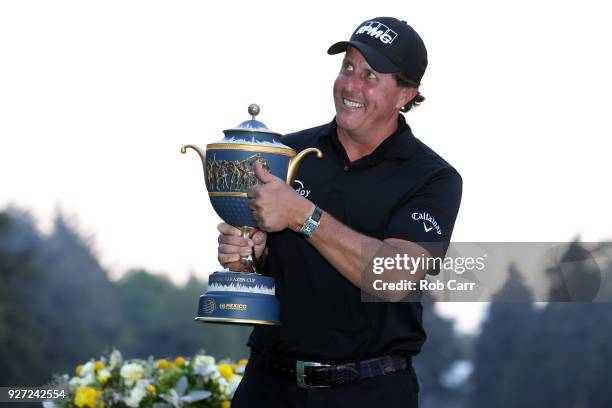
left=342, top=72, right=363, bottom=95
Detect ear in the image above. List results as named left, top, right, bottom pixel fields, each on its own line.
left=396, top=87, right=418, bottom=110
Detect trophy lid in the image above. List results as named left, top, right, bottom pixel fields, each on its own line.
left=224, top=104, right=282, bottom=136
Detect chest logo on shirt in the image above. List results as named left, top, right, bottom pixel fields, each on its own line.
left=412, top=212, right=442, bottom=235
left=293, top=180, right=311, bottom=198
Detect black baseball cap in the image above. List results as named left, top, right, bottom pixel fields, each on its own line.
left=327, top=17, right=428, bottom=83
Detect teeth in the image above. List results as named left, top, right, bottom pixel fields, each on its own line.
left=343, top=98, right=364, bottom=108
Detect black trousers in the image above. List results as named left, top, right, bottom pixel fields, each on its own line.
left=231, top=359, right=419, bottom=408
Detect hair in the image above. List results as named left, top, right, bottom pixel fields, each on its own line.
left=394, top=72, right=425, bottom=112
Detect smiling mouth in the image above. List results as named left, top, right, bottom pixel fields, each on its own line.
left=343, top=98, right=365, bottom=109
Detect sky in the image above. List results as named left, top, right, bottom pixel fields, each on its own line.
left=1, top=0, right=611, bottom=333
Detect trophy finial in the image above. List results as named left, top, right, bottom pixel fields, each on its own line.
left=248, top=103, right=260, bottom=120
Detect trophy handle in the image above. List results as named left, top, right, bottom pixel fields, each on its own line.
left=286, top=148, right=323, bottom=186
left=181, top=144, right=207, bottom=181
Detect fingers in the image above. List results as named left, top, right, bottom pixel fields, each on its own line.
left=218, top=252, right=240, bottom=265
left=218, top=241, right=253, bottom=266
left=219, top=233, right=252, bottom=246
left=247, top=195, right=262, bottom=226
left=217, top=222, right=242, bottom=236
left=218, top=244, right=253, bottom=256
left=217, top=222, right=267, bottom=267
left=217, top=222, right=254, bottom=245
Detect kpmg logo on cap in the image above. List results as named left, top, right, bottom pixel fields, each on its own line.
left=355, top=21, right=398, bottom=44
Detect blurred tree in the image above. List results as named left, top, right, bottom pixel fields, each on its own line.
left=179, top=274, right=252, bottom=360
left=0, top=209, right=48, bottom=385
left=505, top=301, right=612, bottom=407
left=471, top=263, right=536, bottom=408
left=0, top=207, right=252, bottom=386
left=505, top=241, right=612, bottom=407
left=546, top=241, right=601, bottom=301
left=32, top=214, right=121, bottom=378
left=414, top=291, right=465, bottom=408
left=471, top=243, right=612, bottom=407
left=115, top=270, right=251, bottom=360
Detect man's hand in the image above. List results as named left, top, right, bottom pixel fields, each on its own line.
left=217, top=223, right=267, bottom=269
left=247, top=161, right=314, bottom=232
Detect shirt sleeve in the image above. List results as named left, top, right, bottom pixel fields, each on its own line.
left=384, top=169, right=463, bottom=275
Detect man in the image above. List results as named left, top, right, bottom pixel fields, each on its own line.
left=218, top=17, right=462, bottom=407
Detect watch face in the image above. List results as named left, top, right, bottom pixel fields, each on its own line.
left=301, top=220, right=318, bottom=237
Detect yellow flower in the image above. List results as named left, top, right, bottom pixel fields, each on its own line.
left=174, top=356, right=186, bottom=367
left=75, top=365, right=83, bottom=376
left=158, top=359, right=170, bottom=370
left=221, top=401, right=231, bottom=408
left=218, top=364, right=233, bottom=381
left=238, top=359, right=248, bottom=366
left=97, top=368, right=111, bottom=384
left=146, top=385, right=156, bottom=396
left=95, top=361, right=105, bottom=371
left=74, top=386, right=101, bottom=408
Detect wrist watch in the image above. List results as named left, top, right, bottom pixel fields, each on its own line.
left=299, top=206, right=322, bottom=238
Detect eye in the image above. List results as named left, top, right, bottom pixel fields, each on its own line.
left=341, top=61, right=354, bottom=72
left=366, top=70, right=377, bottom=79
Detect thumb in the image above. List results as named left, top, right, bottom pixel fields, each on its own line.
left=252, top=230, right=267, bottom=260
left=253, top=160, right=276, bottom=183
left=253, top=231, right=266, bottom=245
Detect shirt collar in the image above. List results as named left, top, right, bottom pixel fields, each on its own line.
left=316, top=115, right=417, bottom=166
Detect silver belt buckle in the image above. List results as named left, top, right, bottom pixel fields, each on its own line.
left=296, top=360, right=332, bottom=388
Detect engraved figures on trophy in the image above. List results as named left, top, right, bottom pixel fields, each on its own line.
left=206, top=153, right=271, bottom=192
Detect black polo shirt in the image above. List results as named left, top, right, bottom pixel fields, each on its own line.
left=248, top=115, right=462, bottom=361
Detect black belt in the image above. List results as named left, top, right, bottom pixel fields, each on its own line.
left=250, top=350, right=411, bottom=389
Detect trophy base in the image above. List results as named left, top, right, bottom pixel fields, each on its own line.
left=195, top=271, right=281, bottom=326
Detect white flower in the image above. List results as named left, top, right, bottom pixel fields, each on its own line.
left=112, top=392, right=122, bottom=403
left=81, top=373, right=96, bottom=386
left=161, top=388, right=183, bottom=408
left=216, top=374, right=243, bottom=399
left=159, top=376, right=211, bottom=408
left=120, top=362, right=145, bottom=387
left=216, top=377, right=232, bottom=397
left=229, top=374, right=243, bottom=395
left=109, top=349, right=123, bottom=370
left=192, top=355, right=218, bottom=378
left=69, top=373, right=96, bottom=388
left=122, top=379, right=149, bottom=408
left=79, top=361, right=95, bottom=377
left=97, top=367, right=111, bottom=383
left=68, top=376, right=79, bottom=389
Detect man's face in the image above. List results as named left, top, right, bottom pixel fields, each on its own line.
left=333, top=47, right=412, bottom=136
